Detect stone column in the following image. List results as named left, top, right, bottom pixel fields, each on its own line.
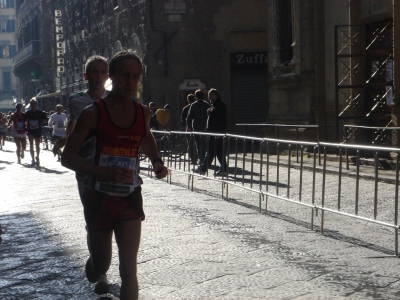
left=390, top=0, right=400, bottom=147
left=272, top=0, right=281, bottom=67
left=291, top=0, right=301, bottom=74
left=346, top=0, right=362, bottom=137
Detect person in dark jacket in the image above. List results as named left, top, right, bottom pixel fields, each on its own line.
left=181, top=94, right=197, bottom=164
left=198, top=88, right=227, bottom=175
left=148, top=102, right=159, bottom=130
left=187, top=89, right=210, bottom=164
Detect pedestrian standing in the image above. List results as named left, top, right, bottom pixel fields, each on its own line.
left=198, top=88, right=228, bottom=175
left=181, top=94, right=197, bottom=164
left=61, top=50, right=168, bottom=300
left=148, top=102, right=159, bottom=130
left=187, top=89, right=210, bottom=169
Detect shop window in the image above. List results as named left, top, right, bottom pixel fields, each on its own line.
left=273, top=0, right=293, bottom=65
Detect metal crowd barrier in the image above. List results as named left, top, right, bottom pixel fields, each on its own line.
left=141, top=130, right=400, bottom=256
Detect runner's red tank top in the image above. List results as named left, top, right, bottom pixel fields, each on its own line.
left=13, top=112, right=25, bottom=134
left=93, top=98, right=146, bottom=196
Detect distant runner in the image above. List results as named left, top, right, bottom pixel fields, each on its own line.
left=7, top=103, right=26, bottom=164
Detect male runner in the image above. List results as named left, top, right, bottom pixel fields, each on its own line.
left=62, top=50, right=168, bottom=300
left=0, top=112, right=7, bottom=150
left=23, top=99, right=47, bottom=166
left=48, top=104, right=67, bottom=161
left=53, top=55, right=110, bottom=294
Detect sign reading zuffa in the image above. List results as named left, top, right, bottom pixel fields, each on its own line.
left=165, top=2, right=186, bottom=14
left=231, top=52, right=268, bottom=68
left=54, top=10, right=64, bottom=77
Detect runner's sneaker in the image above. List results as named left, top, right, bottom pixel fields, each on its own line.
left=17, top=158, right=21, bottom=164
left=31, top=159, right=36, bottom=166
left=36, top=156, right=40, bottom=166
left=85, top=258, right=109, bottom=294
left=94, top=275, right=109, bottom=295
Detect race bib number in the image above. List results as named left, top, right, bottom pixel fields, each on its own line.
left=57, top=121, right=64, bottom=129
left=16, top=122, right=24, bottom=130
left=29, top=120, right=39, bottom=130
left=95, top=155, right=137, bottom=196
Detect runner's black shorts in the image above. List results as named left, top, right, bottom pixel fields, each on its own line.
left=80, top=186, right=145, bottom=231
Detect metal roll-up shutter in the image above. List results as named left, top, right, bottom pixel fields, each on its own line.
left=230, top=66, right=269, bottom=135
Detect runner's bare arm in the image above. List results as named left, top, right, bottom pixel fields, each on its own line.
left=61, top=105, right=133, bottom=183
left=140, top=106, right=168, bottom=179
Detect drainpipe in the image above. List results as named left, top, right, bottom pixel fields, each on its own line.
left=149, top=0, right=168, bottom=76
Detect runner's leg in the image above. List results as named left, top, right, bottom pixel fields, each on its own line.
left=34, top=137, right=41, bottom=161
left=14, top=137, right=21, bottom=162
left=28, top=134, right=35, bottom=163
left=20, top=136, right=26, bottom=159
left=114, top=218, right=141, bottom=300
left=87, top=230, right=113, bottom=277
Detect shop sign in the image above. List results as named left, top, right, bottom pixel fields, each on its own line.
left=54, top=10, right=64, bottom=77
left=179, top=78, right=206, bottom=91
left=165, top=2, right=186, bottom=14
left=231, top=52, right=268, bottom=69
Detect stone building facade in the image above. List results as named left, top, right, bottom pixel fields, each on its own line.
left=13, top=0, right=54, bottom=110
left=14, top=0, right=399, bottom=143
left=0, top=0, right=18, bottom=113
left=13, top=0, right=269, bottom=132
left=266, top=0, right=398, bottom=144
left=147, top=0, right=268, bottom=132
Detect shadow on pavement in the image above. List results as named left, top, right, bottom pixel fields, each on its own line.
left=0, top=211, right=121, bottom=299
left=0, top=159, right=14, bottom=165
left=18, top=163, right=68, bottom=174
left=0, top=150, right=14, bottom=154
left=169, top=180, right=395, bottom=257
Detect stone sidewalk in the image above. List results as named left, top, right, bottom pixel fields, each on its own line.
left=1, top=141, right=400, bottom=299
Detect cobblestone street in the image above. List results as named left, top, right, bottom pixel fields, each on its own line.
left=2, top=140, right=400, bottom=299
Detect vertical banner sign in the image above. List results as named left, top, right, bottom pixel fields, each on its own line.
left=55, top=10, right=64, bottom=77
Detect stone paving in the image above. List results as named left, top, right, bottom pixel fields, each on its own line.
left=1, top=140, right=400, bottom=299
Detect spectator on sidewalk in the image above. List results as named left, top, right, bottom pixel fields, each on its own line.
left=148, top=102, right=159, bottom=130
left=181, top=94, right=197, bottom=164
left=62, top=50, right=168, bottom=299
left=198, top=88, right=228, bottom=176
left=187, top=89, right=210, bottom=168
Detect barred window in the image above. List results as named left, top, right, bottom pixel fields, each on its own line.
left=0, top=45, right=16, bottom=58
left=0, top=19, right=15, bottom=32
left=2, top=71, right=11, bottom=90
left=0, top=0, right=14, bottom=8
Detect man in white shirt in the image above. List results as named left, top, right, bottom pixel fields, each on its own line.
left=49, top=104, right=67, bottom=161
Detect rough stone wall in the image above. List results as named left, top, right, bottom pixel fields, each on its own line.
left=147, top=0, right=267, bottom=130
